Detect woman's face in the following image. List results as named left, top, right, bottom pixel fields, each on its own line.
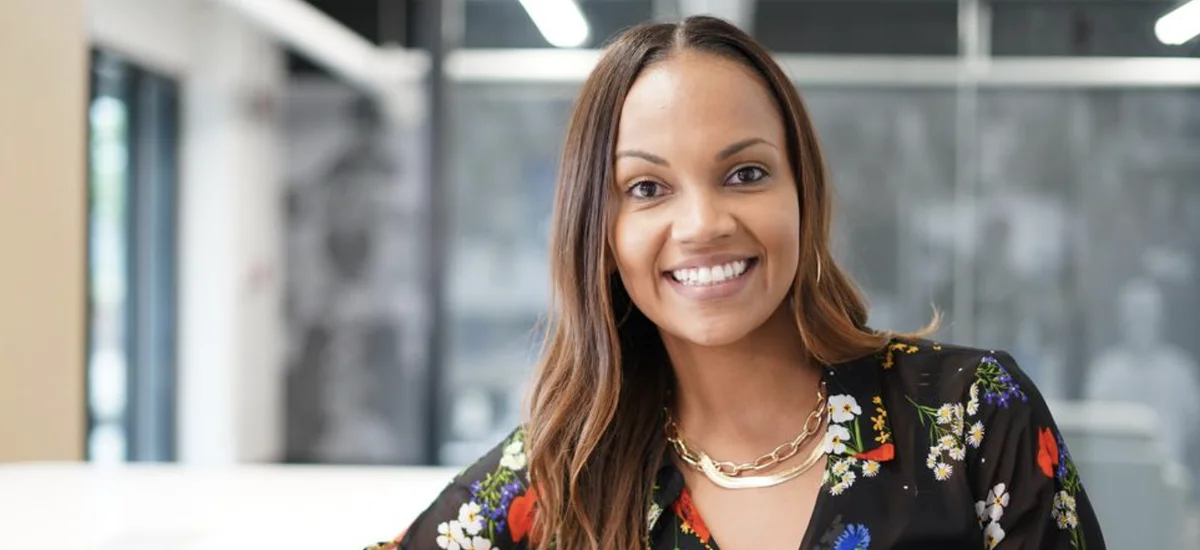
left=610, top=52, right=801, bottom=347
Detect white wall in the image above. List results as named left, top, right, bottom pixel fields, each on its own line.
left=87, top=0, right=195, bottom=77
left=87, top=0, right=287, bottom=463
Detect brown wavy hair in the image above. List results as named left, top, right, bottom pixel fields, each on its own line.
left=526, top=15, right=936, bottom=550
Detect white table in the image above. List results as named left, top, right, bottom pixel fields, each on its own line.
left=0, top=463, right=459, bottom=549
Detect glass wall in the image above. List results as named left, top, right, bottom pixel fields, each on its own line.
left=86, top=50, right=180, bottom=463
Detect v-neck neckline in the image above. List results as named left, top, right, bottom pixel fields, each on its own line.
left=647, top=351, right=896, bottom=549
left=673, top=476, right=829, bottom=550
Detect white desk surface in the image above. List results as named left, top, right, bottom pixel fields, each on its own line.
left=0, top=463, right=459, bottom=549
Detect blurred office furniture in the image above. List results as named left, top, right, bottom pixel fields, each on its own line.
left=0, top=463, right=458, bottom=549
left=1050, top=400, right=1196, bottom=550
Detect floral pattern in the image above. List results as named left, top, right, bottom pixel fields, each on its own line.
left=973, top=482, right=1010, bottom=549
left=877, top=341, right=918, bottom=370
left=369, top=340, right=1106, bottom=550
left=672, top=488, right=714, bottom=550
left=461, top=431, right=532, bottom=545
left=1041, top=427, right=1088, bottom=548
left=823, top=393, right=894, bottom=495
left=910, top=398, right=967, bottom=481
left=833, top=524, right=871, bottom=550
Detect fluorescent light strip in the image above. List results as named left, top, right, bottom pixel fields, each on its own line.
left=1156, top=0, right=1200, bottom=46
left=518, top=0, right=591, bottom=49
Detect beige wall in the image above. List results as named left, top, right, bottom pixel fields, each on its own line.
left=0, top=0, right=88, bottom=461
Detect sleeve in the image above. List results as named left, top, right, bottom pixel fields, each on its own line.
left=964, top=351, right=1106, bottom=550
left=363, top=427, right=538, bottom=550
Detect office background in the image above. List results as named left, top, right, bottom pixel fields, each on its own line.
left=3, top=0, right=1200, bottom=547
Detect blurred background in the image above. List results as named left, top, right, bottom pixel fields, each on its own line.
left=2, top=0, right=1200, bottom=548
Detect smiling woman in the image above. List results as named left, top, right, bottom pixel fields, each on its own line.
left=365, top=15, right=1106, bottom=550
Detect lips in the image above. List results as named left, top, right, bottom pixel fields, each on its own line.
left=662, top=257, right=759, bottom=301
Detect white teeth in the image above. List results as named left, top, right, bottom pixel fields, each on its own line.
left=670, top=259, right=752, bottom=286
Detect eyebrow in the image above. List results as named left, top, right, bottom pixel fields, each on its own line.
left=716, top=137, right=771, bottom=160
left=615, top=137, right=773, bottom=167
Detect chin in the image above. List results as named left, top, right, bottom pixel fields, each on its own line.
left=665, top=316, right=759, bottom=348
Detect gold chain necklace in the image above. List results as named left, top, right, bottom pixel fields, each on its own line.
left=664, top=386, right=827, bottom=490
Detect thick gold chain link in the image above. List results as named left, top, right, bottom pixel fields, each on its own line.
left=665, top=385, right=826, bottom=477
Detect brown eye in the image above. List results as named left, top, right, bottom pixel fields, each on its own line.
left=628, top=180, right=666, bottom=200
left=727, top=166, right=768, bottom=186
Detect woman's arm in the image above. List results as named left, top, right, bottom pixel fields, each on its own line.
left=965, top=352, right=1106, bottom=550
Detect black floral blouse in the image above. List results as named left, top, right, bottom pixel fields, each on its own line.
left=366, top=339, right=1106, bottom=550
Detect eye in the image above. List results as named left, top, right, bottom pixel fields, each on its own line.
left=727, top=165, right=769, bottom=186
left=627, top=180, right=668, bottom=200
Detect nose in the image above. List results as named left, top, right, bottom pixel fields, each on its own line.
left=671, top=187, right=736, bottom=245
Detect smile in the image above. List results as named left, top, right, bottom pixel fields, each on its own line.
left=667, top=258, right=758, bottom=287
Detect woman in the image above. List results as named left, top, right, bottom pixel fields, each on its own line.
left=368, top=16, right=1105, bottom=550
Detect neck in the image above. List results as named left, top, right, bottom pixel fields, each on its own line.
left=662, top=304, right=823, bottom=463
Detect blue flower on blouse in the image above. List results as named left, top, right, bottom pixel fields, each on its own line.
left=834, top=524, right=871, bottom=550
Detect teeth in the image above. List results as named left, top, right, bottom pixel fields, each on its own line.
left=671, top=259, right=751, bottom=286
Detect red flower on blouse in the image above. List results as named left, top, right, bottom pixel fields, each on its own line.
left=673, top=488, right=712, bottom=543
left=855, top=442, right=895, bottom=462
left=508, top=486, right=538, bottom=543
left=1036, top=427, right=1059, bottom=478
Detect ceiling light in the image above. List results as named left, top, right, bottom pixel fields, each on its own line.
left=518, top=0, right=591, bottom=49
left=1156, top=0, right=1200, bottom=45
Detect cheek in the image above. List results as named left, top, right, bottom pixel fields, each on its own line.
left=755, top=190, right=802, bottom=276
left=611, top=214, right=662, bottom=286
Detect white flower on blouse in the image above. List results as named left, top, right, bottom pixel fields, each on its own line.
left=457, top=502, right=484, bottom=536
left=469, top=536, right=497, bottom=550
left=967, top=383, right=981, bottom=416
left=984, top=483, right=1009, bottom=522
left=933, top=462, right=953, bottom=481
left=647, top=502, right=663, bottom=531
left=500, top=440, right=527, bottom=471
left=1053, top=491, right=1080, bottom=530
left=984, top=521, right=1006, bottom=549
left=926, top=449, right=940, bottom=470
left=948, top=445, right=967, bottom=461
left=828, top=395, right=862, bottom=423
left=830, top=480, right=850, bottom=495
left=825, top=424, right=852, bottom=455
left=935, top=403, right=955, bottom=425
left=937, top=434, right=958, bottom=451
left=832, top=459, right=851, bottom=476
left=436, top=520, right=469, bottom=550
left=967, top=422, right=985, bottom=448
left=862, top=460, right=881, bottom=477
left=975, top=499, right=988, bottom=525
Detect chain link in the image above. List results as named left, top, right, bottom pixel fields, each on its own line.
left=665, top=385, right=826, bottom=477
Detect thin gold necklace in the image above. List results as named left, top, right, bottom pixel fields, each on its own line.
left=664, top=386, right=827, bottom=490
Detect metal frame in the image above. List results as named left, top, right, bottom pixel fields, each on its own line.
left=441, top=49, right=1200, bottom=87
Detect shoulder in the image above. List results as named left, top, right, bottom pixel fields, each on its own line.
left=881, top=337, right=1034, bottom=406
left=382, top=427, right=537, bottom=550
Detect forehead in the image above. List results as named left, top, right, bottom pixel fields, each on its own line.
left=616, top=52, right=785, bottom=150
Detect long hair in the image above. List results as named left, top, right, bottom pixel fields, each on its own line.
left=526, top=15, right=935, bottom=549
